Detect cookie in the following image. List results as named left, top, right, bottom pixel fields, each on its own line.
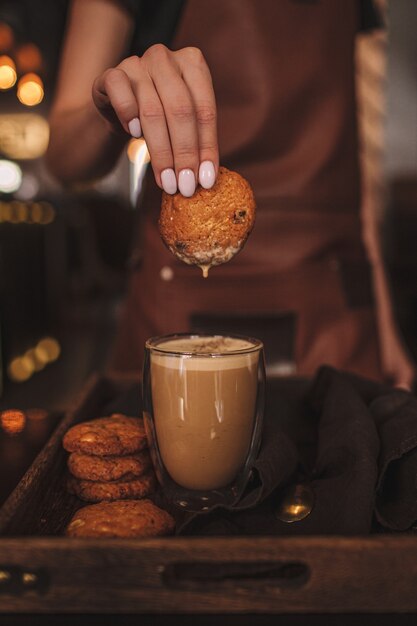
left=68, top=450, right=152, bottom=482
left=63, top=414, right=147, bottom=456
left=67, top=472, right=156, bottom=503
left=159, top=166, right=256, bottom=276
left=66, top=499, right=175, bottom=538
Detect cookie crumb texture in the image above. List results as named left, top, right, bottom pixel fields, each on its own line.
left=62, top=414, right=147, bottom=456
left=66, top=499, right=175, bottom=538
left=67, top=472, right=156, bottom=503
left=68, top=450, right=152, bottom=482
left=159, top=167, right=256, bottom=270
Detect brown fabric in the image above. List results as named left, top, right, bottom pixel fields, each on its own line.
left=176, top=367, right=417, bottom=536
left=172, top=0, right=361, bottom=215
left=111, top=0, right=409, bottom=384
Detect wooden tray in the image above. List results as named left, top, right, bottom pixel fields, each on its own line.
left=1, top=374, right=417, bottom=614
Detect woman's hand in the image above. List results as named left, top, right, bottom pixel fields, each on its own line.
left=92, top=44, right=218, bottom=197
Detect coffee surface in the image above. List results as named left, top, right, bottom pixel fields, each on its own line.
left=154, top=336, right=255, bottom=355
left=150, top=338, right=259, bottom=491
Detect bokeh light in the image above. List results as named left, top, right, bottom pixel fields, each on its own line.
left=17, top=73, right=44, bottom=107
left=39, top=202, right=55, bottom=224
left=0, top=55, right=16, bottom=90
left=26, top=408, right=48, bottom=421
left=15, top=173, right=39, bottom=200
left=128, top=138, right=151, bottom=205
left=30, top=202, right=43, bottom=223
left=1, top=410, right=26, bottom=435
left=24, top=348, right=45, bottom=372
left=8, top=355, right=35, bottom=382
left=0, top=160, right=22, bottom=194
left=0, top=201, right=56, bottom=224
left=127, top=138, right=150, bottom=163
left=35, top=337, right=61, bottom=365
left=7, top=338, right=61, bottom=383
left=0, top=114, right=50, bottom=160
left=0, top=23, right=14, bottom=51
left=15, top=43, right=42, bottom=73
left=11, top=200, right=29, bottom=222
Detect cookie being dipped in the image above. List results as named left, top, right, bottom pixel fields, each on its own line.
left=159, top=167, right=255, bottom=277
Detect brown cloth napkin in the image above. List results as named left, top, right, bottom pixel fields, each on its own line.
left=104, top=366, right=417, bottom=535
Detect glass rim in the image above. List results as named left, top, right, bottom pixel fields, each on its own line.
left=145, top=332, right=263, bottom=357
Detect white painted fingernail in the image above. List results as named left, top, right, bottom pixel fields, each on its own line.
left=199, top=160, right=215, bottom=189
left=178, top=169, right=196, bottom=197
left=161, top=168, right=177, bottom=195
left=128, top=117, right=141, bottom=138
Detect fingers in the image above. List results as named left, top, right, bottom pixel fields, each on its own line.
left=176, top=47, right=218, bottom=189
left=93, top=67, right=141, bottom=137
left=132, top=70, right=176, bottom=191
left=143, top=45, right=200, bottom=196
left=94, top=46, right=219, bottom=196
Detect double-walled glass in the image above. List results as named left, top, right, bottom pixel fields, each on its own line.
left=143, top=333, right=265, bottom=511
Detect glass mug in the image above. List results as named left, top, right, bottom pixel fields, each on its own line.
left=142, top=333, right=265, bottom=511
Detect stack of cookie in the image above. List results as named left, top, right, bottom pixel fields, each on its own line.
left=63, top=414, right=156, bottom=503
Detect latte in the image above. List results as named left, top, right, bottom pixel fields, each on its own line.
left=149, top=336, right=260, bottom=490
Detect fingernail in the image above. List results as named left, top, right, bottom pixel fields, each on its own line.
left=161, top=168, right=177, bottom=195
left=128, top=117, right=141, bottom=138
left=178, top=169, right=196, bottom=197
left=199, top=160, right=215, bottom=189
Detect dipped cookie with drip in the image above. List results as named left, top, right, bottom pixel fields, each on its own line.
left=159, top=166, right=256, bottom=277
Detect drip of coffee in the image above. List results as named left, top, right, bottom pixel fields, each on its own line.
left=150, top=336, right=259, bottom=490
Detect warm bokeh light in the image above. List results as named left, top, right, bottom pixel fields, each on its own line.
left=26, top=408, right=48, bottom=421
left=128, top=138, right=151, bottom=204
left=127, top=138, right=150, bottom=164
left=24, top=348, right=45, bottom=372
left=11, top=200, right=29, bottom=222
left=39, top=201, right=55, bottom=224
left=0, top=55, right=16, bottom=90
left=0, top=160, right=22, bottom=194
left=30, top=201, right=43, bottom=223
left=1, top=410, right=26, bottom=435
left=0, top=23, right=14, bottom=51
left=34, top=337, right=61, bottom=365
left=0, top=114, right=50, bottom=160
left=0, top=201, right=11, bottom=221
left=8, top=355, right=35, bottom=382
left=15, top=43, right=42, bottom=73
left=7, top=338, right=61, bottom=383
left=0, top=201, right=56, bottom=224
left=17, top=73, right=44, bottom=106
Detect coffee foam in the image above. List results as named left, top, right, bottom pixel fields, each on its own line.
left=150, top=336, right=260, bottom=371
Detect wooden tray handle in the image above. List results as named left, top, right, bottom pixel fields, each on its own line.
left=161, top=560, right=310, bottom=590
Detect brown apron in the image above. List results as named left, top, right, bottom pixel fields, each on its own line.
left=111, top=0, right=411, bottom=384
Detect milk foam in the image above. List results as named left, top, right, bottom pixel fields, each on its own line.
left=150, top=336, right=260, bottom=371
